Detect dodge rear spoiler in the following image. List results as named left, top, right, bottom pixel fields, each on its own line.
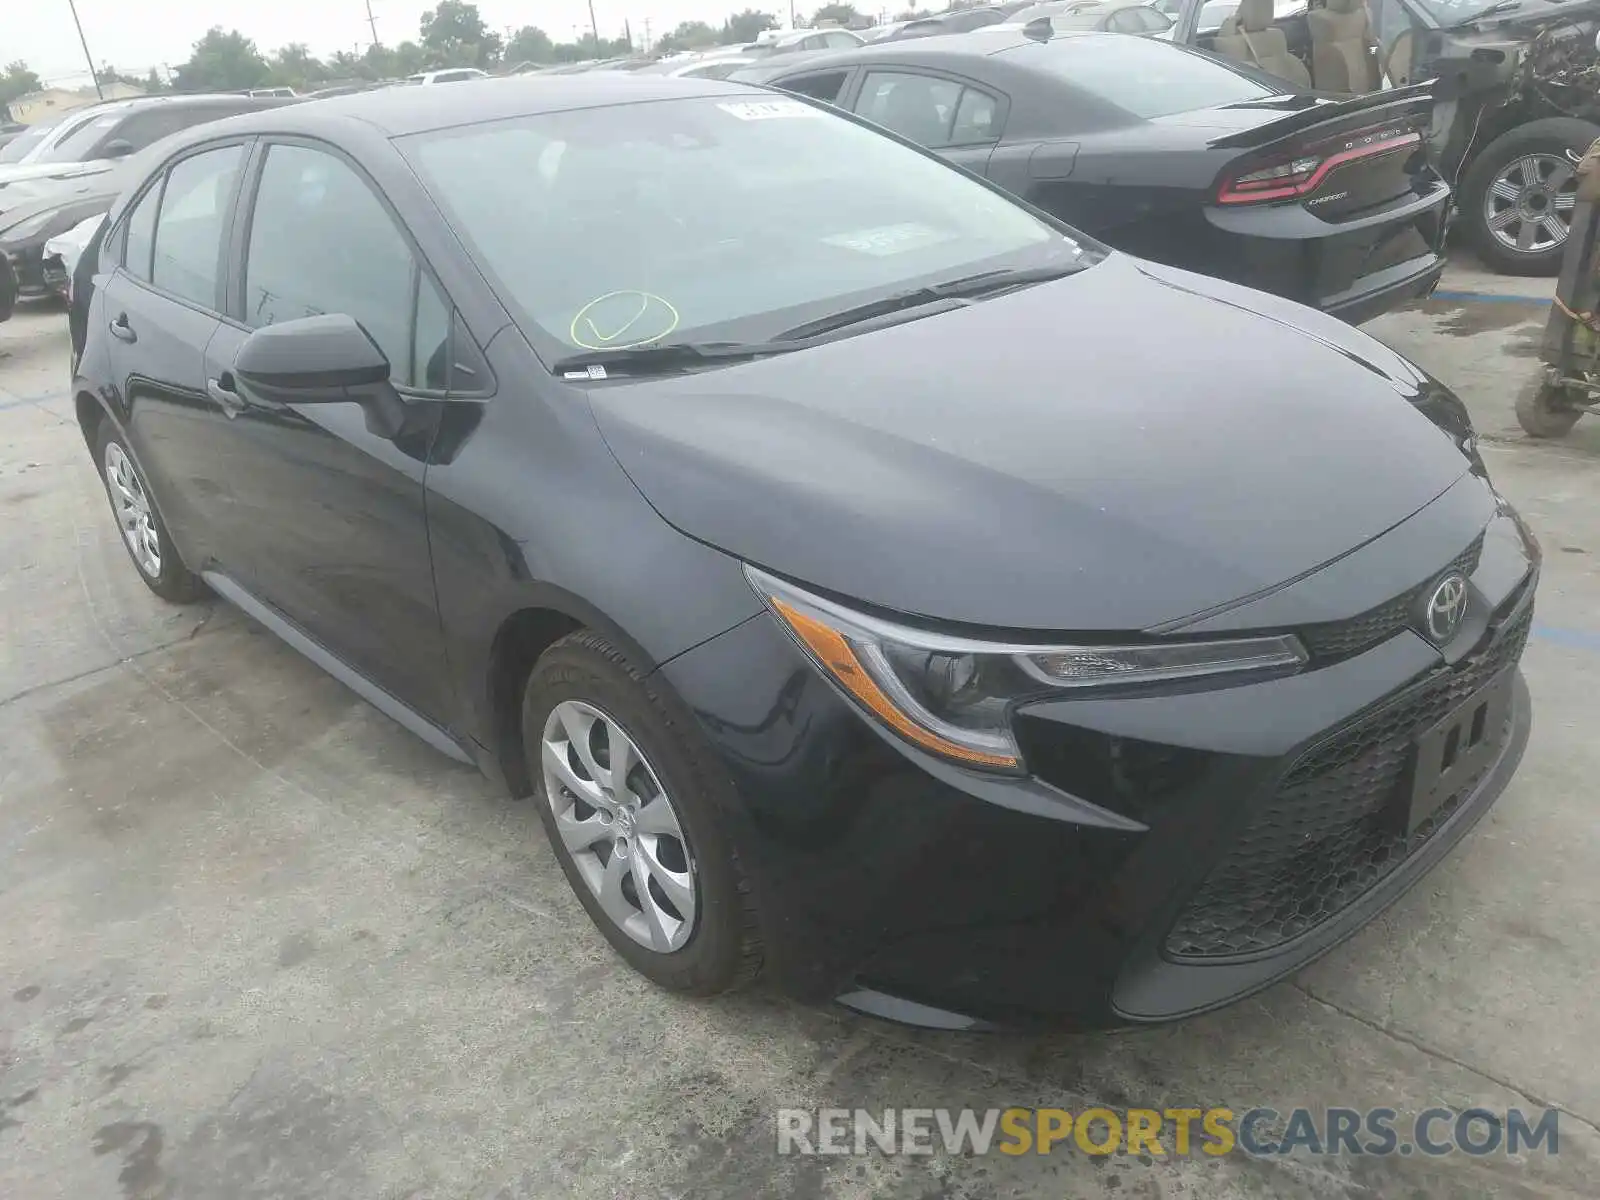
left=1206, top=81, right=1436, bottom=150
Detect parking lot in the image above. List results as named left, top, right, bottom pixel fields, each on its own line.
left=2, top=263, right=1599, bottom=1198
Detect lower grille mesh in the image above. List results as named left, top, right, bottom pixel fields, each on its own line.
left=1165, top=600, right=1530, bottom=960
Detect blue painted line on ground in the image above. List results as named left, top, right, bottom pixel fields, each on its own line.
left=1532, top=624, right=1600, bottom=652
left=1430, top=289, right=1552, bottom=307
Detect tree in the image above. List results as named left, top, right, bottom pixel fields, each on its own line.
left=267, top=43, right=327, bottom=89
left=143, top=68, right=168, bottom=94
left=812, top=3, right=862, bottom=25
left=95, top=64, right=149, bottom=89
left=0, top=61, right=42, bottom=105
left=327, top=50, right=365, bottom=79
left=505, top=26, right=555, bottom=66
left=722, top=10, right=779, bottom=42
left=419, top=1, right=504, bottom=68
left=893, top=7, right=933, bottom=18
left=172, top=28, right=269, bottom=92
left=657, top=20, right=721, bottom=52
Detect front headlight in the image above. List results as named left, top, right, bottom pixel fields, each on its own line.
left=746, top=566, right=1308, bottom=773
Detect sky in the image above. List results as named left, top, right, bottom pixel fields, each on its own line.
left=11, top=0, right=846, bottom=89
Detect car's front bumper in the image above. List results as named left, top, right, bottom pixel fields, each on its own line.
left=658, top=509, right=1536, bottom=1030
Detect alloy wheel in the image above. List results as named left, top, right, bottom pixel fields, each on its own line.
left=540, top=699, right=699, bottom=952
left=1484, top=153, right=1578, bottom=257
left=103, top=442, right=161, bottom=578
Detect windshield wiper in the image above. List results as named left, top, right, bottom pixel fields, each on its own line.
left=1445, top=0, right=1525, bottom=27
left=771, top=263, right=1085, bottom=342
left=550, top=340, right=796, bottom=379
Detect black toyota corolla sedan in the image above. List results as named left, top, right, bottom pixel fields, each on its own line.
left=738, top=29, right=1450, bottom=324
left=73, top=75, right=1535, bottom=1030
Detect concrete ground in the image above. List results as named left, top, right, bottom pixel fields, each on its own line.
left=1, top=268, right=1597, bottom=1200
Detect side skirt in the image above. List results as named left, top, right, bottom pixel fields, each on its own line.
left=201, top=569, right=476, bottom=767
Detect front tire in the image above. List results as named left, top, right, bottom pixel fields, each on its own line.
left=1460, top=118, right=1600, bottom=276
left=522, top=631, right=762, bottom=995
left=96, top=424, right=205, bottom=603
left=1516, top=376, right=1584, bottom=438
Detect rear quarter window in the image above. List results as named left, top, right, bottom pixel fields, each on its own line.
left=1002, top=34, right=1282, bottom=119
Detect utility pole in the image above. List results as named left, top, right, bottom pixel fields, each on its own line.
left=790, top=0, right=798, bottom=28
left=66, top=0, right=104, bottom=99
left=365, top=0, right=381, bottom=47
left=588, top=0, right=602, bottom=49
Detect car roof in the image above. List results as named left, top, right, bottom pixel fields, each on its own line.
left=155, top=75, right=764, bottom=142
left=731, top=27, right=1097, bottom=80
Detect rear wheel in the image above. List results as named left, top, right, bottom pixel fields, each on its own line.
left=1460, top=118, right=1600, bottom=276
left=1516, top=376, right=1584, bottom=438
left=521, top=631, right=762, bottom=995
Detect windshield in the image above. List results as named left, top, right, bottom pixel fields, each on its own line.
left=0, top=121, right=58, bottom=164
left=403, top=95, right=1091, bottom=359
left=1003, top=33, right=1285, bottom=117
left=34, top=111, right=124, bottom=164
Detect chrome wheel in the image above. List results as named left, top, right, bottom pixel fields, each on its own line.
left=540, top=699, right=698, bottom=952
left=103, top=442, right=161, bottom=578
left=1484, top=153, right=1578, bottom=257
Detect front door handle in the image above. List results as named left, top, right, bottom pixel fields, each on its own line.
left=206, top=373, right=246, bottom=416
left=108, top=313, right=136, bottom=343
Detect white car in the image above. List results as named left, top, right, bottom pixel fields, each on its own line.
left=404, top=68, right=490, bottom=85
left=41, top=212, right=105, bottom=301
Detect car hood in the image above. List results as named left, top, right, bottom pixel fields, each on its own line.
left=587, top=253, right=1472, bottom=632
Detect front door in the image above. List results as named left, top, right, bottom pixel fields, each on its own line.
left=103, top=141, right=253, bottom=577
left=212, top=139, right=454, bottom=723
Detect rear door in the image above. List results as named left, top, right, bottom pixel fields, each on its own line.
left=101, top=140, right=255, bottom=576
left=846, top=69, right=1009, bottom=175
left=207, top=138, right=456, bottom=722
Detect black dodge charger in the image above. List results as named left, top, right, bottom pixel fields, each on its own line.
left=73, top=75, right=1533, bottom=1030
left=739, top=29, right=1450, bottom=323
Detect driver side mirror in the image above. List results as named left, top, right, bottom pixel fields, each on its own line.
left=234, top=313, right=407, bottom=437
left=102, top=139, right=135, bottom=159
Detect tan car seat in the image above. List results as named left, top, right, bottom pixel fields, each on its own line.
left=1212, top=14, right=1256, bottom=67
left=1308, top=0, right=1379, bottom=94
left=1385, top=29, right=1414, bottom=85
left=1237, top=0, right=1313, bottom=87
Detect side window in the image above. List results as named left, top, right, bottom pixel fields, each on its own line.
left=855, top=72, right=961, bottom=148
left=779, top=71, right=850, bottom=104
left=102, top=110, right=195, bottom=156
left=243, top=143, right=431, bottom=388
left=149, top=144, right=243, bottom=308
left=1139, top=7, right=1176, bottom=31
left=824, top=32, right=860, bottom=48
left=950, top=87, right=1002, bottom=145
left=122, top=182, right=162, bottom=282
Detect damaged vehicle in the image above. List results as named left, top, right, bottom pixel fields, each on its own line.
left=1174, top=0, right=1600, bottom=274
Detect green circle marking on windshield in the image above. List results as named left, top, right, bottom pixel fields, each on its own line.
left=570, top=291, right=681, bottom=350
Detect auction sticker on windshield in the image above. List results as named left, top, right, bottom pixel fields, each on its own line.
left=823, top=223, right=959, bottom=256
left=717, top=100, right=825, bottom=120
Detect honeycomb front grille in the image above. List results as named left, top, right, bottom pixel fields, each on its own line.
left=1165, top=596, right=1529, bottom=960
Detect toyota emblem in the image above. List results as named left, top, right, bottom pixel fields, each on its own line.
left=1422, top=573, right=1469, bottom=644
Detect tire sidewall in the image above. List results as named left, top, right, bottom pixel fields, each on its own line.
left=1462, top=118, right=1600, bottom=276
left=522, top=636, right=756, bottom=995
left=96, top=423, right=202, bottom=602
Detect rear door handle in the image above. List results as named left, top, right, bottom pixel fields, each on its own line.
left=206, top=373, right=246, bottom=416
left=108, top=313, right=136, bottom=343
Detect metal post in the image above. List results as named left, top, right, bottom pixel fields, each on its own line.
left=66, top=0, right=104, bottom=100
